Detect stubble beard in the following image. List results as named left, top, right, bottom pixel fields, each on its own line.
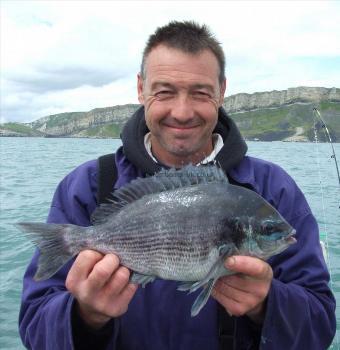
left=158, top=134, right=212, bottom=164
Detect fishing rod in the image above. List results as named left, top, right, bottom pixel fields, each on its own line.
left=312, top=108, right=340, bottom=349
left=313, top=107, right=340, bottom=187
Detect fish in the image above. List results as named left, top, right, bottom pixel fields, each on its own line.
left=16, top=164, right=296, bottom=316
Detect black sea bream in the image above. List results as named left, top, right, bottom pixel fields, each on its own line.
left=17, top=165, right=296, bottom=316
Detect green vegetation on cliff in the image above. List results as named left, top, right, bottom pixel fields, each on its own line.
left=77, top=124, right=121, bottom=138
left=1, top=87, right=339, bottom=141
left=232, top=102, right=340, bottom=141
left=0, top=123, right=44, bottom=136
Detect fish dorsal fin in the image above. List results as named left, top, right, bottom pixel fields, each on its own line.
left=91, top=164, right=228, bottom=225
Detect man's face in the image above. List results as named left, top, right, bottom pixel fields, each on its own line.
left=137, top=45, right=226, bottom=167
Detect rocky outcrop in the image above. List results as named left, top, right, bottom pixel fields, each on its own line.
left=223, top=87, right=340, bottom=113
left=29, top=105, right=139, bottom=136
left=282, top=127, right=308, bottom=142
left=0, top=129, right=25, bottom=137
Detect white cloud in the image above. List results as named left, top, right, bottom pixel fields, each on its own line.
left=1, top=0, right=340, bottom=123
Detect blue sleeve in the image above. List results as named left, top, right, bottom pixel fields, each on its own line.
left=259, top=167, right=336, bottom=349
left=18, top=160, right=119, bottom=350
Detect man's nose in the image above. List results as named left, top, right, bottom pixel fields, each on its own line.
left=171, top=95, right=195, bottom=122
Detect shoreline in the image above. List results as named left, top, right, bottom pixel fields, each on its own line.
left=1, top=135, right=337, bottom=143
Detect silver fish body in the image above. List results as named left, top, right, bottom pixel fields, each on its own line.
left=17, top=165, right=296, bottom=316
left=91, top=183, right=235, bottom=281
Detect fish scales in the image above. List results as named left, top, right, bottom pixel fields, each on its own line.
left=80, top=182, right=224, bottom=279
left=90, top=187, right=224, bottom=270
left=16, top=164, right=296, bottom=316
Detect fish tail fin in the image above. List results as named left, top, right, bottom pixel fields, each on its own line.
left=15, top=222, right=82, bottom=281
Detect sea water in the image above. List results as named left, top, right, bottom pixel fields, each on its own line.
left=0, top=138, right=339, bottom=349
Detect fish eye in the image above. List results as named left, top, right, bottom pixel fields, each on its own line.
left=262, top=220, right=276, bottom=233
left=266, top=223, right=274, bottom=231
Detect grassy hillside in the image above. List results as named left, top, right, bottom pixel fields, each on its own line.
left=76, top=124, right=121, bottom=138
left=0, top=123, right=44, bottom=136
left=231, top=102, right=339, bottom=141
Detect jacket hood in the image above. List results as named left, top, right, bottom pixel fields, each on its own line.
left=121, top=106, right=247, bottom=175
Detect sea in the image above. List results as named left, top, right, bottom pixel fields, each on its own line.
left=0, top=137, right=339, bottom=349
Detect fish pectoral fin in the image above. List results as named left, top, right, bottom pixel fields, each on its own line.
left=217, top=243, right=240, bottom=275
left=191, top=278, right=217, bottom=317
left=178, top=243, right=236, bottom=296
left=218, top=243, right=237, bottom=257
left=192, top=243, right=236, bottom=290
left=130, top=272, right=156, bottom=288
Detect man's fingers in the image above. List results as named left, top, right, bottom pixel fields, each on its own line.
left=116, top=283, right=139, bottom=306
left=219, top=274, right=266, bottom=295
left=105, top=282, right=139, bottom=317
left=105, top=266, right=131, bottom=296
left=214, top=279, right=245, bottom=303
left=67, top=250, right=104, bottom=285
left=212, top=279, right=262, bottom=317
left=225, top=256, right=272, bottom=280
left=214, top=257, right=273, bottom=320
left=212, top=285, right=244, bottom=317
left=65, top=250, right=138, bottom=322
left=87, top=254, right=120, bottom=290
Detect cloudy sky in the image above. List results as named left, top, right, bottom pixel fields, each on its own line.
left=1, top=0, right=340, bottom=123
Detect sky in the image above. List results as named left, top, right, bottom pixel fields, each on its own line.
left=1, top=0, right=340, bottom=123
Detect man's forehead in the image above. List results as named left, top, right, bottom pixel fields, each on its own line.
left=143, top=45, right=220, bottom=85
left=145, top=45, right=219, bottom=69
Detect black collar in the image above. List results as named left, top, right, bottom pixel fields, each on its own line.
left=121, top=106, right=247, bottom=175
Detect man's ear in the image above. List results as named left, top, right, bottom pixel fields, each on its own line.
left=219, top=79, right=227, bottom=106
left=137, top=73, right=145, bottom=104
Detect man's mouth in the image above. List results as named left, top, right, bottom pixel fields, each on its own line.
left=163, top=123, right=200, bottom=130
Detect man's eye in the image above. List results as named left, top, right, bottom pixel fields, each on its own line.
left=193, top=91, right=210, bottom=98
left=155, top=91, right=173, bottom=98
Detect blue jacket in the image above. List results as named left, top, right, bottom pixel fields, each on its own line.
left=19, top=108, right=336, bottom=349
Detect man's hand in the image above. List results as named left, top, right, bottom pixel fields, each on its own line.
left=65, top=250, right=138, bottom=329
left=211, top=256, right=273, bottom=324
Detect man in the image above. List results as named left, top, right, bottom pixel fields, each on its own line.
left=19, top=21, right=336, bottom=349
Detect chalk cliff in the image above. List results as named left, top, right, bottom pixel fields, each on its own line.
left=1, top=87, right=339, bottom=141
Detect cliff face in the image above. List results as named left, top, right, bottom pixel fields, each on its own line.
left=1, top=86, right=339, bottom=141
left=29, top=105, right=139, bottom=136
left=223, top=87, right=340, bottom=113
left=223, top=87, right=340, bottom=142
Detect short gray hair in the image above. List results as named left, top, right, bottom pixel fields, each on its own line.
left=140, top=21, right=226, bottom=84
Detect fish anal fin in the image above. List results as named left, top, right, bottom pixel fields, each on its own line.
left=177, top=282, right=196, bottom=292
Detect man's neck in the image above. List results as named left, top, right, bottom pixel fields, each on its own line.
left=144, top=133, right=224, bottom=167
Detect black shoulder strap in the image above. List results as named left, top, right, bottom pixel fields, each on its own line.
left=96, top=153, right=236, bottom=348
left=97, top=153, right=117, bottom=204
left=218, top=305, right=237, bottom=349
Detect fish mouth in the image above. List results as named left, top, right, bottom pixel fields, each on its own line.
left=284, top=229, right=297, bottom=245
